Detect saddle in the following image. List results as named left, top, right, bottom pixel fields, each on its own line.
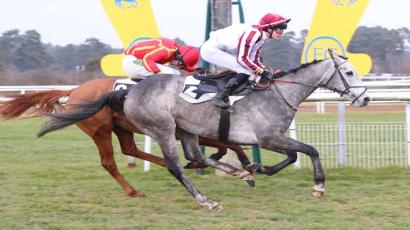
left=193, top=72, right=253, bottom=96
left=180, top=71, right=254, bottom=104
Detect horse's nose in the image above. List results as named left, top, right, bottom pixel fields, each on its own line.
left=363, top=96, right=371, bottom=105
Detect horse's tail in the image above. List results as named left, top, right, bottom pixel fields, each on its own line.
left=37, top=89, right=128, bottom=137
left=0, top=89, right=72, bottom=119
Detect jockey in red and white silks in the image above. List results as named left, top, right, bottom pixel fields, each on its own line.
left=200, top=13, right=291, bottom=107
left=201, top=13, right=290, bottom=79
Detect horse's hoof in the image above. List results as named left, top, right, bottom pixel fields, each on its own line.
left=207, top=201, right=223, bottom=211
left=312, top=190, right=324, bottom=198
left=234, top=170, right=256, bottom=187
left=128, top=190, right=145, bottom=197
left=199, top=199, right=223, bottom=211
left=245, top=163, right=260, bottom=174
left=245, top=179, right=255, bottom=188
left=211, top=203, right=224, bottom=211
left=312, top=185, right=325, bottom=198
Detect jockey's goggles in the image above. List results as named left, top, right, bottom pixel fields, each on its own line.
left=174, top=50, right=186, bottom=68
left=271, top=23, right=287, bottom=31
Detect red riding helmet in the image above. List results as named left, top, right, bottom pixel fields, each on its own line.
left=259, top=13, right=291, bottom=30
left=177, top=45, right=200, bottom=71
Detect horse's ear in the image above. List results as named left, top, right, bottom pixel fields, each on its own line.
left=327, top=48, right=336, bottom=59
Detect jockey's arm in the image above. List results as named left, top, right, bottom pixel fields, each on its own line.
left=142, top=47, right=170, bottom=74
left=254, top=49, right=267, bottom=70
left=236, top=30, right=264, bottom=75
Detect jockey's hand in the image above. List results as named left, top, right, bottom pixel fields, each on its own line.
left=260, top=70, right=275, bottom=80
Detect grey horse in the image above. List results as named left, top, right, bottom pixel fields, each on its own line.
left=38, top=49, right=371, bottom=211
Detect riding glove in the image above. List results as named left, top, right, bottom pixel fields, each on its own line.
left=260, top=70, right=274, bottom=80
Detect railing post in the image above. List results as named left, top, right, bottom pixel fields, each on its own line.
left=143, top=135, right=152, bottom=172
left=316, top=102, right=325, bottom=114
left=290, top=119, right=301, bottom=169
left=406, top=103, right=410, bottom=167
left=252, top=145, right=261, bottom=164
left=338, top=102, right=346, bottom=166
left=127, top=156, right=136, bottom=168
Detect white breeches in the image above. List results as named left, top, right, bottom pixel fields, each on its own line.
left=122, top=55, right=181, bottom=77
left=200, top=39, right=253, bottom=75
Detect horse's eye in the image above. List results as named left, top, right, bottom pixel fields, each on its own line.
left=346, top=71, right=353, bottom=76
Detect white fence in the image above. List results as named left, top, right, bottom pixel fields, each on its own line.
left=1, top=81, right=410, bottom=169
left=294, top=122, right=408, bottom=169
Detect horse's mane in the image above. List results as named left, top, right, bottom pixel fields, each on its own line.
left=278, top=55, right=347, bottom=78
left=286, top=59, right=324, bottom=74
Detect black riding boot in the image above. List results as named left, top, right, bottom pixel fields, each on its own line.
left=212, top=74, right=248, bottom=108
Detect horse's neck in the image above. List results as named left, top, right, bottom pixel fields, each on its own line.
left=275, top=60, right=333, bottom=108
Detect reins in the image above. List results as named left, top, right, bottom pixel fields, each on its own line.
left=268, top=54, right=368, bottom=111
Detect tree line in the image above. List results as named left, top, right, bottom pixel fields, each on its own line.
left=0, top=26, right=409, bottom=85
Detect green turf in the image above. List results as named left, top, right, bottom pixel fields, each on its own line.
left=0, top=116, right=409, bottom=229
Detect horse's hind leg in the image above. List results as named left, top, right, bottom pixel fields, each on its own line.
left=157, top=133, right=223, bottom=211
left=177, top=129, right=255, bottom=185
left=92, top=128, right=144, bottom=197
left=112, top=125, right=166, bottom=167
left=257, top=149, right=297, bottom=176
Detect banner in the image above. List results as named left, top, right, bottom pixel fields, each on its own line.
left=302, top=0, right=371, bottom=76
left=100, top=0, right=159, bottom=76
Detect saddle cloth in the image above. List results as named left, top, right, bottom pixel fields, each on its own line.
left=179, top=74, right=252, bottom=105
left=112, top=78, right=143, bottom=91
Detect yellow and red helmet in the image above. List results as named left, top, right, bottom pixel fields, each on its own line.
left=177, top=45, right=199, bottom=71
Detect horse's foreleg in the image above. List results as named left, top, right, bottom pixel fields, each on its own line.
left=113, top=126, right=166, bottom=167
left=257, top=149, right=297, bottom=176
left=259, top=135, right=325, bottom=197
left=92, top=130, right=144, bottom=197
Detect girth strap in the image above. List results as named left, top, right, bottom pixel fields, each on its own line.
left=218, top=108, right=230, bottom=142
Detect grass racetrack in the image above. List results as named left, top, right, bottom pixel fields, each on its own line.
left=1, top=115, right=410, bottom=229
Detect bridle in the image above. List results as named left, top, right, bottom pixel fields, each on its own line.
left=319, top=54, right=368, bottom=104
left=270, top=51, right=368, bottom=111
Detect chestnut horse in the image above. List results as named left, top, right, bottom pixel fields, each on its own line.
left=0, top=78, right=252, bottom=197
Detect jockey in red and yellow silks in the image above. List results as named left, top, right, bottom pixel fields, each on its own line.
left=122, top=37, right=200, bottom=77
left=200, top=13, right=290, bottom=107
